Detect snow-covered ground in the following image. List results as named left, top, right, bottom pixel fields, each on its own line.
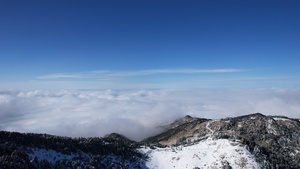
left=139, top=139, right=261, bottom=169
left=26, top=147, right=139, bottom=168
left=22, top=135, right=260, bottom=168
left=27, top=148, right=90, bottom=164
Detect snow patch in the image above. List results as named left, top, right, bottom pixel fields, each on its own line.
left=139, top=139, right=261, bottom=169
left=274, top=117, right=291, bottom=122
left=27, top=148, right=90, bottom=164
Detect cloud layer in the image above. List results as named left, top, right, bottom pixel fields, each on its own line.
left=0, top=89, right=299, bottom=141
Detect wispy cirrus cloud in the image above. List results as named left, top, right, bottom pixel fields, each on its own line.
left=16, top=68, right=294, bottom=90
left=37, top=74, right=84, bottom=79
left=104, top=69, right=242, bottom=77
left=37, top=69, right=242, bottom=79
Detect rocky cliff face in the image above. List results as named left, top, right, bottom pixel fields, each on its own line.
left=0, top=113, right=299, bottom=169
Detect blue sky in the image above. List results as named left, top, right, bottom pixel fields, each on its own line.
left=1, top=0, right=300, bottom=90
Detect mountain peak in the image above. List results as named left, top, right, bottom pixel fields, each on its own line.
left=104, top=133, right=133, bottom=142
left=184, top=115, right=193, bottom=119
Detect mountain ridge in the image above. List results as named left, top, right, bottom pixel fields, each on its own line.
left=143, top=113, right=300, bottom=168
left=1, top=113, right=299, bottom=168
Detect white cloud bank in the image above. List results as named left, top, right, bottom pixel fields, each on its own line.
left=0, top=88, right=299, bottom=141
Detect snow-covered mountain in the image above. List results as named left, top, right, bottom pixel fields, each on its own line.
left=1, top=113, right=299, bottom=168
left=143, top=113, right=300, bottom=168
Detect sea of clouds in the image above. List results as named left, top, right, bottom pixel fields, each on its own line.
left=0, top=88, right=299, bottom=141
